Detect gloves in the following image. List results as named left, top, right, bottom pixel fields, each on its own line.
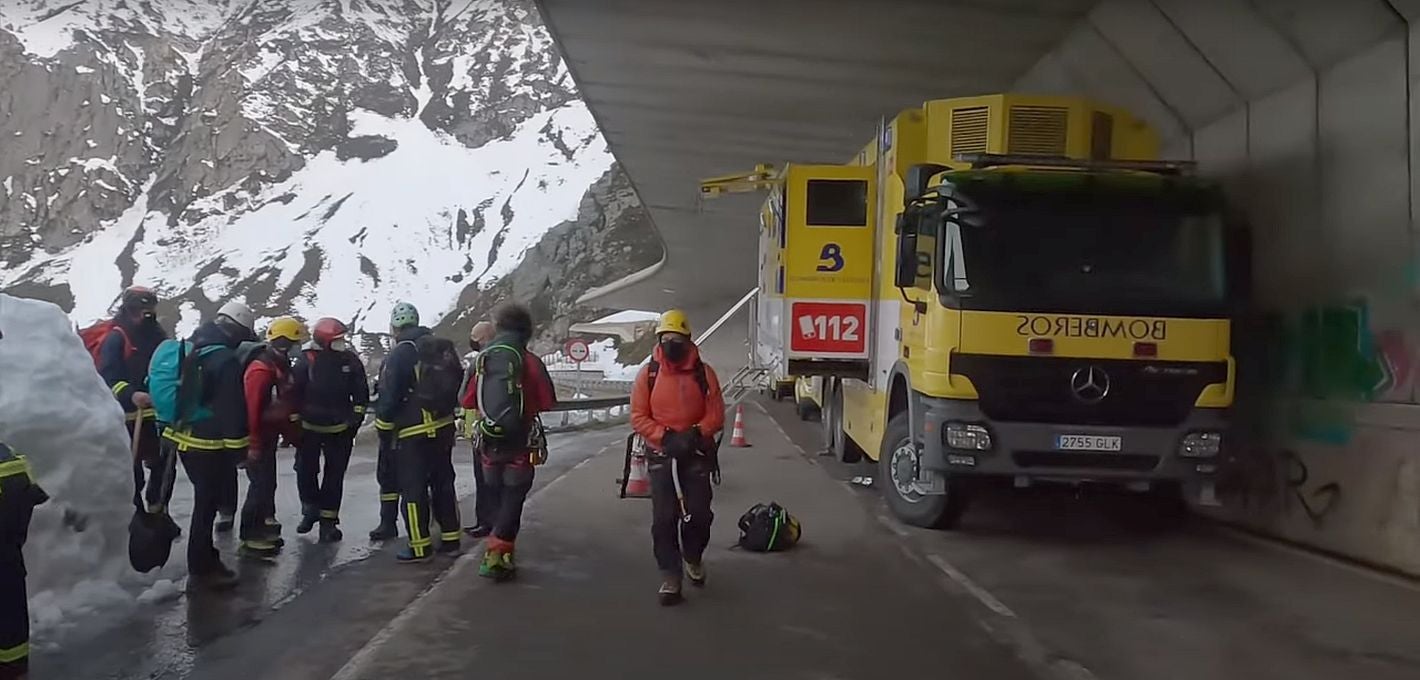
left=662, top=429, right=696, bottom=457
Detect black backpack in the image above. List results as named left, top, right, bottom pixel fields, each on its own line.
left=408, top=335, right=462, bottom=417
left=736, top=502, right=801, bottom=552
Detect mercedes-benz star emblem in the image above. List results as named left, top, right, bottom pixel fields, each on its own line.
left=1070, top=366, right=1110, bottom=404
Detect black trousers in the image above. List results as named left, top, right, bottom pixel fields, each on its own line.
left=129, top=419, right=169, bottom=510
left=240, top=440, right=279, bottom=540
left=296, top=431, right=354, bottom=522
left=481, top=448, right=534, bottom=544
left=181, top=450, right=238, bottom=573
left=0, top=473, right=35, bottom=680
left=376, top=432, right=399, bottom=506
left=649, top=454, right=714, bottom=576
left=397, top=429, right=459, bottom=557
left=218, top=453, right=238, bottom=518
left=469, top=441, right=497, bottom=529
left=0, top=557, right=25, bottom=680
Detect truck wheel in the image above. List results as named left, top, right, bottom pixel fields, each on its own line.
left=825, top=383, right=862, bottom=463
left=880, top=412, right=967, bottom=529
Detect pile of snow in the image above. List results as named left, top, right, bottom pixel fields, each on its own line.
left=0, top=294, right=147, bottom=638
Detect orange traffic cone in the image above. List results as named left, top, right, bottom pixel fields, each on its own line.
left=623, top=450, right=652, bottom=498
left=729, top=404, right=751, bottom=447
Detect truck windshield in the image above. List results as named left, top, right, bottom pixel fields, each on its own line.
left=940, top=180, right=1229, bottom=317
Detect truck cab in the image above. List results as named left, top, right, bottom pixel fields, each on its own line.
left=885, top=153, right=1243, bottom=527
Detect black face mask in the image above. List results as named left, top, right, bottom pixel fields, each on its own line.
left=661, top=340, right=689, bottom=363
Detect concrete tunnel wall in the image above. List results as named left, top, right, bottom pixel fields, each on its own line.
left=1015, top=0, right=1420, bottom=575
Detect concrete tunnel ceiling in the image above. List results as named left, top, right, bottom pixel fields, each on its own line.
left=536, top=0, right=1099, bottom=320
left=540, top=0, right=1420, bottom=330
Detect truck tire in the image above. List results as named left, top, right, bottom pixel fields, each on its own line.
left=880, top=412, right=968, bottom=529
left=824, top=382, right=862, bottom=463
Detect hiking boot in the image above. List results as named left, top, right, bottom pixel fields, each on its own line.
left=396, top=546, right=432, bottom=564
left=368, top=520, right=398, bottom=541
left=658, top=578, right=684, bottom=606
left=318, top=520, right=343, bottom=544
left=684, top=560, right=706, bottom=588
left=437, top=539, right=461, bottom=556
left=215, top=512, right=235, bottom=533
left=478, top=550, right=516, bottom=581
left=296, top=506, right=318, bottom=535
left=462, top=524, right=492, bottom=539
left=240, top=540, right=280, bottom=561
left=190, top=562, right=239, bottom=591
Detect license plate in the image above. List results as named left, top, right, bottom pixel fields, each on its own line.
left=1055, top=435, right=1122, bottom=452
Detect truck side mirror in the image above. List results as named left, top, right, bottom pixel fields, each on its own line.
left=905, top=163, right=949, bottom=202
left=894, top=231, right=919, bottom=288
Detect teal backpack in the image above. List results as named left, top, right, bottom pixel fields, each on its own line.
left=148, top=339, right=227, bottom=426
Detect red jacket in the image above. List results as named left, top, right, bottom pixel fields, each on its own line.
left=244, top=352, right=300, bottom=451
left=460, top=350, right=556, bottom=420
left=631, top=343, right=724, bottom=449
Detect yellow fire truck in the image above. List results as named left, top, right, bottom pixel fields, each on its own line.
left=713, top=93, right=1245, bottom=528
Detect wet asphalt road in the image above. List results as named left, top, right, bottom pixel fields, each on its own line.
left=34, top=426, right=627, bottom=680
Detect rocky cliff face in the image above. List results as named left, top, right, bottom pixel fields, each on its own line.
left=0, top=0, right=658, bottom=340
left=441, top=163, right=661, bottom=353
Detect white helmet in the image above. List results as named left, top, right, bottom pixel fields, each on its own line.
left=216, top=301, right=255, bottom=333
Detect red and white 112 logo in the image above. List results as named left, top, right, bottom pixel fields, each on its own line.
left=789, top=302, right=867, bottom=355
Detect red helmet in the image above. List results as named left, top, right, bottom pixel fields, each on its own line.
left=312, top=317, right=347, bottom=348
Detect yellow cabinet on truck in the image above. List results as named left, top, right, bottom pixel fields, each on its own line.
left=753, top=164, right=876, bottom=391
left=725, top=93, right=1243, bottom=531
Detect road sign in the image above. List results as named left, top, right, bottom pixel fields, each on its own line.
left=565, top=338, right=590, bottom=364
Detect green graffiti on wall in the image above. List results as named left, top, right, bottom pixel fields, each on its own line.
left=1258, top=301, right=1410, bottom=445
left=1297, top=303, right=1389, bottom=400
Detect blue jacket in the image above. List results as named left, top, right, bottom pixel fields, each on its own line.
left=374, top=326, right=452, bottom=438
left=97, top=318, right=167, bottom=418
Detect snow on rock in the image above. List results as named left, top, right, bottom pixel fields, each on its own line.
left=0, top=294, right=140, bottom=638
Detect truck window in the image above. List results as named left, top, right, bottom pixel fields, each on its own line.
left=942, top=185, right=1229, bottom=317
left=805, top=179, right=868, bottom=227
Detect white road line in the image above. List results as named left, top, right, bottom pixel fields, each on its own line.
left=925, top=553, right=1017, bottom=619
left=328, top=440, right=618, bottom=680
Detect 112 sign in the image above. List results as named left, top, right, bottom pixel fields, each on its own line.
left=789, top=301, right=868, bottom=355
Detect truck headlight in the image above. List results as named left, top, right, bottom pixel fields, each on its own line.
left=944, top=422, right=992, bottom=451
left=1179, top=431, right=1222, bottom=458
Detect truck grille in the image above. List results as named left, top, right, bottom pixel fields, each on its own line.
left=949, top=354, right=1228, bottom=427
left=1007, top=106, right=1068, bottom=155
left=1013, top=451, right=1161, bottom=472
left=950, top=106, right=989, bottom=155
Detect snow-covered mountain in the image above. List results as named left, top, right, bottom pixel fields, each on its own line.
left=0, top=0, right=660, bottom=344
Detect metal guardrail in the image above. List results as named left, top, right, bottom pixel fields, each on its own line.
left=548, top=395, right=629, bottom=412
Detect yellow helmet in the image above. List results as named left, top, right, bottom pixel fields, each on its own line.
left=266, top=316, right=309, bottom=343
left=656, top=309, right=691, bottom=337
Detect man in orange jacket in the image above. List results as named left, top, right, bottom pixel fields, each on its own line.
left=630, top=309, right=725, bottom=606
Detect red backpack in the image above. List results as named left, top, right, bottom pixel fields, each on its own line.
left=79, top=320, right=134, bottom=366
